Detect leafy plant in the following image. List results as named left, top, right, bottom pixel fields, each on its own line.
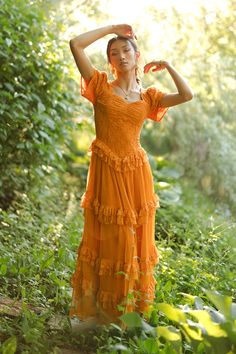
left=0, top=0, right=77, bottom=208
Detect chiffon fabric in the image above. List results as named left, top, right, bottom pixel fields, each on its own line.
left=69, top=68, right=168, bottom=325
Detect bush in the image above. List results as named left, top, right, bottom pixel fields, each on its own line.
left=0, top=0, right=76, bottom=209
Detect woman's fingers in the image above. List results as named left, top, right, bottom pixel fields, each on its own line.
left=143, top=61, right=166, bottom=73
left=114, top=24, right=137, bottom=40
left=143, top=63, right=154, bottom=73
left=125, top=28, right=136, bottom=39
left=152, top=64, right=162, bottom=72
left=143, top=67, right=151, bottom=74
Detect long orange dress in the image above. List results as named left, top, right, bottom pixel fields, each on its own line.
left=69, top=68, right=168, bottom=325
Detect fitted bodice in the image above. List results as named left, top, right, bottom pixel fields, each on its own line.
left=93, top=87, right=149, bottom=156
left=81, top=68, right=168, bottom=158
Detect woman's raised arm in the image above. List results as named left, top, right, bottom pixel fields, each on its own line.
left=144, top=60, right=194, bottom=107
left=69, top=24, right=136, bottom=81
left=70, top=24, right=136, bottom=80
left=69, top=26, right=113, bottom=81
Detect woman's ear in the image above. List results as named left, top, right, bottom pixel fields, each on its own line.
left=136, top=51, right=141, bottom=60
left=109, top=63, right=116, bottom=77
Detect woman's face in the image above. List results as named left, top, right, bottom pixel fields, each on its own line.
left=109, top=39, right=138, bottom=73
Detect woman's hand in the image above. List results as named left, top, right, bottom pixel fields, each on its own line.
left=143, top=60, right=169, bottom=74
left=112, top=24, right=137, bottom=40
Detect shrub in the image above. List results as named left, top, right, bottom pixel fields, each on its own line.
left=0, top=0, right=75, bottom=208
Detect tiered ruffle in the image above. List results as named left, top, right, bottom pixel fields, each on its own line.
left=71, top=243, right=159, bottom=280
left=81, top=192, right=160, bottom=226
left=70, top=239, right=159, bottom=313
left=70, top=138, right=160, bottom=324
left=81, top=138, right=160, bottom=226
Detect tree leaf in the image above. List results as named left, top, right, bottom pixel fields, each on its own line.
left=157, top=325, right=182, bottom=341
left=119, top=312, right=142, bottom=328
left=188, top=310, right=227, bottom=337
left=156, top=303, right=186, bottom=323
left=205, top=290, right=232, bottom=319
left=2, top=336, right=17, bottom=354
left=5, top=38, right=12, bottom=47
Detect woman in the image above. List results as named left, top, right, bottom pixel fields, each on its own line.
left=69, top=24, right=193, bottom=329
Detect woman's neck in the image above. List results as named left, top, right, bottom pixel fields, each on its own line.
left=114, top=71, right=140, bottom=91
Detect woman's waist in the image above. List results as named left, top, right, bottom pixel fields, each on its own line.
left=87, top=138, right=149, bottom=172
left=89, top=137, right=145, bottom=158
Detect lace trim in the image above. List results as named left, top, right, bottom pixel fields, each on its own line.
left=97, top=290, right=127, bottom=310
left=97, top=285, right=156, bottom=310
left=81, top=193, right=160, bottom=226
left=134, top=276, right=157, bottom=294
left=70, top=276, right=97, bottom=293
left=72, top=244, right=159, bottom=277
left=88, top=139, right=149, bottom=172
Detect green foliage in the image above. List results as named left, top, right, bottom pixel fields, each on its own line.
left=96, top=291, right=236, bottom=353
left=0, top=170, right=82, bottom=302
left=0, top=168, right=83, bottom=352
left=17, top=304, right=50, bottom=352
left=140, top=0, right=236, bottom=210
left=0, top=0, right=76, bottom=208
left=171, top=106, right=236, bottom=212
left=152, top=158, right=236, bottom=305
left=156, top=290, right=236, bottom=354
left=0, top=336, right=17, bottom=354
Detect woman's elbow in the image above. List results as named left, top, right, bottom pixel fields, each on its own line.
left=69, top=38, right=82, bottom=50
left=184, top=91, right=194, bottom=101
left=69, top=38, right=76, bottom=48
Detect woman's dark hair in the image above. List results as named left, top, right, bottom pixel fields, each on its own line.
left=106, top=36, right=142, bottom=84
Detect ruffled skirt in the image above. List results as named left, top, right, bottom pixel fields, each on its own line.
left=69, top=139, right=160, bottom=325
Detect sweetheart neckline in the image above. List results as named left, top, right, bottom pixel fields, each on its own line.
left=108, top=85, right=146, bottom=104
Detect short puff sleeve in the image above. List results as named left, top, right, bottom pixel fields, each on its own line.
left=80, top=68, right=108, bottom=105
left=146, top=87, right=168, bottom=122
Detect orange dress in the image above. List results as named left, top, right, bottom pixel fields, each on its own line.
left=69, top=69, right=168, bottom=325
